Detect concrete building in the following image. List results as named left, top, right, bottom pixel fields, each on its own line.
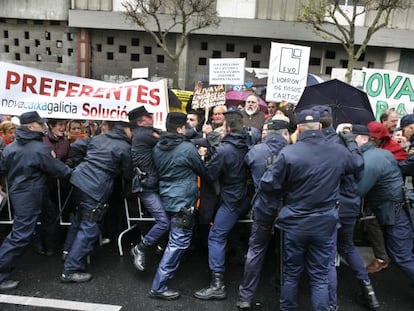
left=1, top=0, right=414, bottom=90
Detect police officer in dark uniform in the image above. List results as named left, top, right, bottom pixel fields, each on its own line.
left=260, top=109, right=363, bottom=311
left=237, top=116, right=290, bottom=309
left=194, top=107, right=250, bottom=301
left=61, top=121, right=132, bottom=283
left=0, top=111, right=72, bottom=291
left=128, top=106, right=169, bottom=272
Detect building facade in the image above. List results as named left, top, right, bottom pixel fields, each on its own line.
left=1, top=0, right=414, bottom=90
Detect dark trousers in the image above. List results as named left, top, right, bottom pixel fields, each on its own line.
left=238, top=220, right=273, bottom=303
left=0, top=214, right=39, bottom=282
left=365, top=217, right=389, bottom=262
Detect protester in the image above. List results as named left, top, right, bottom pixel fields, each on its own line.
left=0, top=121, right=16, bottom=152
left=379, top=109, right=399, bottom=134
left=241, top=94, right=266, bottom=130
left=0, top=111, right=72, bottom=291
left=67, top=120, right=88, bottom=143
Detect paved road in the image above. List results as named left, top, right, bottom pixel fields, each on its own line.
left=0, top=226, right=412, bottom=310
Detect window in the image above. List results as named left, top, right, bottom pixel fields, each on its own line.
left=50, top=21, right=60, bottom=26
left=253, top=45, right=261, bottom=53
left=240, top=52, right=247, bottom=58
left=3, top=30, right=8, bottom=38
left=35, top=39, right=40, bottom=47
left=157, top=55, right=164, bottom=63
left=131, top=53, right=140, bottom=61
left=67, top=33, right=73, bottom=41
left=340, top=59, right=348, bottom=68
left=14, top=38, right=19, bottom=46
left=107, top=52, right=114, bottom=60
left=131, top=38, right=140, bottom=46
left=4, top=45, right=9, bottom=53
left=201, top=42, right=208, bottom=50
left=34, top=20, right=43, bottom=25
left=96, top=44, right=102, bottom=52
left=36, top=54, right=42, bottom=61
left=107, top=37, right=114, bottom=45
left=325, top=66, right=333, bottom=75
left=251, top=60, right=260, bottom=67
left=309, top=57, right=321, bottom=66
left=45, top=31, right=51, bottom=40
left=226, top=43, right=235, bottom=52
left=25, top=46, right=30, bottom=54
left=56, top=40, right=63, bottom=48
left=68, top=48, right=73, bottom=56
left=119, top=45, right=127, bottom=53
left=24, top=31, right=29, bottom=39
left=15, top=53, right=20, bottom=60
left=358, top=53, right=365, bottom=61
left=368, top=61, right=375, bottom=68
left=144, top=46, right=152, bottom=54
left=325, top=50, right=336, bottom=59
left=198, top=57, right=207, bottom=65
left=212, top=50, right=221, bottom=58
left=57, top=55, right=63, bottom=63
left=46, top=47, right=51, bottom=55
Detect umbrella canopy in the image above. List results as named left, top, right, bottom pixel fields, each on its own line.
left=225, top=90, right=267, bottom=113
left=295, top=79, right=375, bottom=128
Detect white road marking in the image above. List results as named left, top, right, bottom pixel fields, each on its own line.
left=0, top=294, right=122, bottom=311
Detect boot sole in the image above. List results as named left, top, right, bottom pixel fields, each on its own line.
left=193, top=293, right=227, bottom=300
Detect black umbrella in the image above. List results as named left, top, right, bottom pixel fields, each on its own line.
left=295, top=79, right=375, bottom=128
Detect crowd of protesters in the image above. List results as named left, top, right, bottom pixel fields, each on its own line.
left=0, top=93, right=413, bottom=311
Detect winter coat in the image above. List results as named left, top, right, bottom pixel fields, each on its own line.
left=0, top=127, right=72, bottom=216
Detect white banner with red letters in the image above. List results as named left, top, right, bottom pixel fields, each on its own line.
left=0, top=62, right=169, bottom=129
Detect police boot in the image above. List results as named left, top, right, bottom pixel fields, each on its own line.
left=194, top=273, right=227, bottom=300
left=130, top=241, right=148, bottom=272
left=358, top=279, right=380, bottom=310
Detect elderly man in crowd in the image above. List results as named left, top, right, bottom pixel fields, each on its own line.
left=241, top=94, right=266, bottom=131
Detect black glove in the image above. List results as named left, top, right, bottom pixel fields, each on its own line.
left=338, top=131, right=356, bottom=145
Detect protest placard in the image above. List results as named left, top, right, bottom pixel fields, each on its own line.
left=209, top=58, right=245, bottom=86
left=191, top=85, right=226, bottom=109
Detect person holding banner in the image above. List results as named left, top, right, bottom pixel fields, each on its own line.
left=0, top=111, right=72, bottom=291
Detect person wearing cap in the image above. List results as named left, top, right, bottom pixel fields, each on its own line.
left=194, top=107, right=250, bottom=301
left=61, top=121, right=132, bottom=283
left=149, top=112, right=205, bottom=300
left=0, top=111, right=72, bottom=291
left=260, top=109, right=364, bottom=311
left=312, top=106, right=380, bottom=310
left=127, top=106, right=169, bottom=272
left=353, top=124, right=414, bottom=290
left=236, top=115, right=291, bottom=309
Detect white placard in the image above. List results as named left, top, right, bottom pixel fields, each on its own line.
left=209, top=58, right=245, bottom=86
left=132, top=68, right=149, bottom=79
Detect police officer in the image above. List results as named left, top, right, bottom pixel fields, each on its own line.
left=313, top=106, right=379, bottom=310
left=0, top=111, right=72, bottom=290
left=149, top=112, right=205, bottom=300
left=260, top=109, right=363, bottom=311
left=128, top=106, right=169, bottom=272
left=194, top=107, right=250, bottom=301
left=237, top=116, right=290, bottom=309
left=61, top=121, right=132, bottom=283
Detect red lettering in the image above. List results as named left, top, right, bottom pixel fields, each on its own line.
left=92, top=87, right=106, bottom=99
left=136, top=85, right=148, bottom=104
left=66, top=82, right=80, bottom=97
left=22, top=74, right=38, bottom=94
left=53, top=79, right=67, bottom=97
left=5, top=71, right=20, bottom=90
left=149, top=88, right=160, bottom=106
left=39, top=77, right=53, bottom=96
left=78, top=84, right=94, bottom=97
left=105, top=87, right=122, bottom=100
left=124, top=85, right=135, bottom=101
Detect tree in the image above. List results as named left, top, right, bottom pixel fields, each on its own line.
left=123, top=0, right=220, bottom=89
left=298, top=0, right=411, bottom=82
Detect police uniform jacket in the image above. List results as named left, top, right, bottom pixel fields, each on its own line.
left=153, top=132, right=205, bottom=213
left=323, top=126, right=362, bottom=218
left=69, top=125, right=132, bottom=203
left=260, top=130, right=363, bottom=235
left=205, top=132, right=249, bottom=210
left=131, top=126, right=161, bottom=193
left=245, top=133, right=288, bottom=222
left=358, top=141, right=404, bottom=225
left=0, top=127, right=72, bottom=216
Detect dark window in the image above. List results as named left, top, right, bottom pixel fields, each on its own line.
left=358, top=53, right=365, bottom=61
left=325, top=66, right=333, bottom=75
left=340, top=59, right=348, bottom=68
left=226, top=43, right=235, bottom=52
left=253, top=45, right=261, bottom=53
left=68, top=48, right=73, bottom=56
left=201, top=42, right=208, bottom=50
left=24, top=31, right=29, bottom=39
left=119, top=45, right=127, bottom=53
left=57, top=55, right=63, bottom=63
left=25, top=46, right=30, bottom=54
left=0, top=18, right=6, bottom=23
left=212, top=50, right=221, bottom=58
left=240, top=52, right=247, bottom=58
left=107, top=52, right=114, bottom=60
left=56, top=40, right=63, bottom=48
left=67, top=33, right=73, bottom=41
left=45, top=31, right=51, bottom=40
left=131, top=53, right=140, bottom=61
left=14, top=38, right=19, bottom=46
left=96, top=44, right=102, bottom=52
left=35, top=39, right=40, bottom=47
left=46, top=47, right=51, bottom=55
left=34, top=20, right=43, bottom=25
left=36, top=54, right=42, bottom=61
left=15, top=53, right=20, bottom=60
left=325, top=50, right=336, bottom=59
left=251, top=60, right=260, bottom=67
left=309, top=57, right=321, bottom=66
left=4, top=45, right=9, bottom=53
left=50, top=20, right=60, bottom=26
left=198, top=57, right=207, bottom=65
left=17, top=19, right=27, bottom=24
left=131, top=38, right=139, bottom=46
left=368, top=61, right=375, bottom=68
left=3, top=30, right=8, bottom=38
left=107, top=37, right=114, bottom=45
left=144, top=46, right=152, bottom=54
left=157, top=55, right=164, bottom=63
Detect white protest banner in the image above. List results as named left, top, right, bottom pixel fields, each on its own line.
left=0, top=62, right=169, bottom=129
left=266, top=42, right=310, bottom=104
left=209, top=58, right=245, bottom=85
left=362, top=68, right=414, bottom=119
left=191, top=85, right=226, bottom=109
